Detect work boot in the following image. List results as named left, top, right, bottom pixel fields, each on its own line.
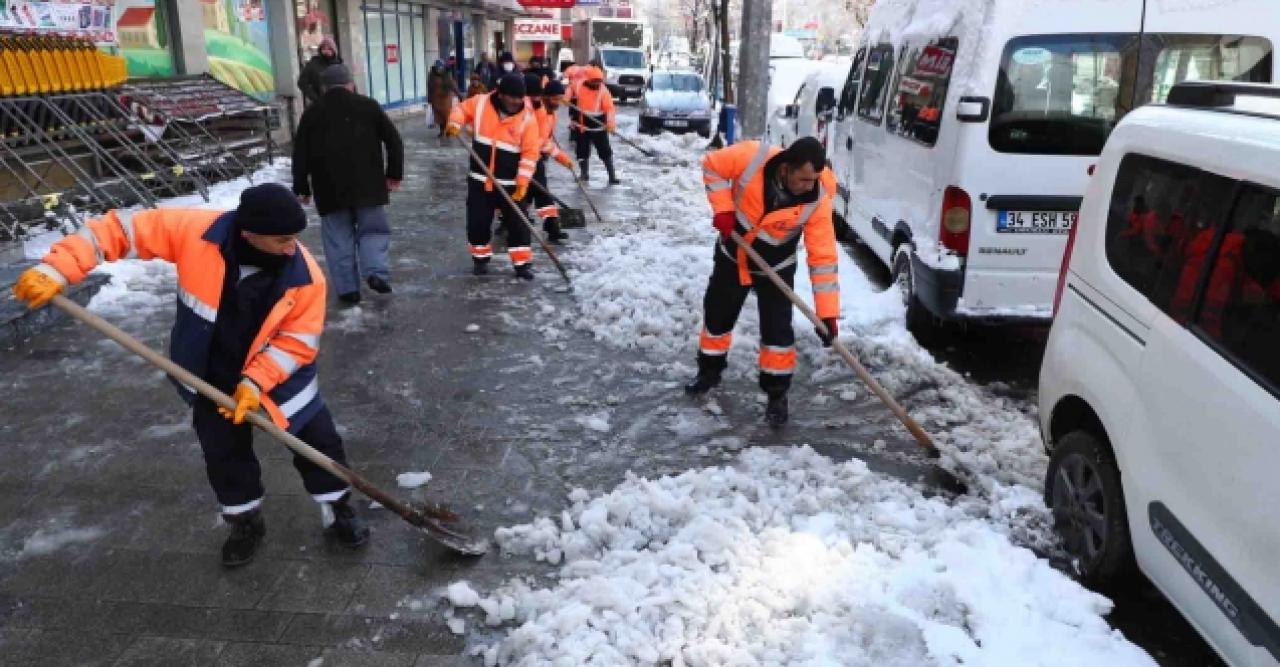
left=221, top=509, right=265, bottom=568
left=514, top=264, right=535, bottom=281
left=472, top=259, right=489, bottom=276
left=366, top=275, right=392, bottom=294
left=544, top=218, right=567, bottom=244
left=325, top=493, right=370, bottom=549
left=605, top=160, right=620, bottom=185
left=683, top=372, right=721, bottom=396
left=578, top=160, right=590, bottom=183
left=338, top=291, right=361, bottom=305
left=765, top=393, right=789, bottom=428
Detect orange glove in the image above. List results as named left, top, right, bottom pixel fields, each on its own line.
left=512, top=182, right=529, bottom=202
left=444, top=123, right=461, bottom=137
left=218, top=380, right=261, bottom=425
left=555, top=152, right=574, bottom=169
left=607, top=123, right=617, bottom=134
left=12, top=265, right=66, bottom=309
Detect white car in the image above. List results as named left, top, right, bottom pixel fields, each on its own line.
left=827, top=0, right=1279, bottom=333
left=766, top=65, right=846, bottom=149
left=1041, top=81, right=1280, bottom=667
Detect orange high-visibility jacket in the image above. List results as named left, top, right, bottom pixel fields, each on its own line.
left=565, top=65, right=588, bottom=98
left=448, top=92, right=540, bottom=189
left=702, top=140, right=841, bottom=319
left=38, top=209, right=329, bottom=432
left=535, top=106, right=570, bottom=162
left=574, top=83, right=616, bottom=132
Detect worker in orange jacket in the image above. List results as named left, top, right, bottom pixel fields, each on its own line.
left=526, top=75, right=577, bottom=243
left=447, top=74, right=542, bottom=278
left=572, top=66, right=620, bottom=185
left=11, top=184, right=369, bottom=567
left=687, top=137, right=841, bottom=426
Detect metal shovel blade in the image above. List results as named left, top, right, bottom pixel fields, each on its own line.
left=560, top=207, right=587, bottom=229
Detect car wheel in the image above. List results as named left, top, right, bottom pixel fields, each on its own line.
left=1045, top=430, right=1136, bottom=592
left=891, top=244, right=933, bottom=336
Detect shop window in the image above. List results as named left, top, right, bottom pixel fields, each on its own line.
left=886, top=37, right=958, bottom=147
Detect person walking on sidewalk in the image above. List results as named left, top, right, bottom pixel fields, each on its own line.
left=297, top=37, right=341, bottom=107
left=685, top=137, right=841, bottom=427
left=529, top=76, right=576, bottom=243
left=428, top=59, right=455, bottom=138
left=445, top=73, right=541, bottom=279
left=11, top=183, right=370, bottom=567
left=573, top=66, right=620, bottom=185
left=292, top=64, right=404, bottom=305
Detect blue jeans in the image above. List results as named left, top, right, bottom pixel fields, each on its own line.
left=320, top=206, right=391, bottom=296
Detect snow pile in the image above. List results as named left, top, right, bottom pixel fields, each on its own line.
left=396, top=471, right=432, bottom=489
left=458, top=448, right=1152, bottom=666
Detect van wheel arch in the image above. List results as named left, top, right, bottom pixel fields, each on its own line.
left=1049, top=395, right=1111, bottom=456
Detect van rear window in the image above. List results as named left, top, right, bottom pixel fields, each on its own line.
left=991, top=34, right=1139, bottom=156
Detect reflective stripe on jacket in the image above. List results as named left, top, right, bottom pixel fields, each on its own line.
left=702, top=140, right=841, bottom=319
left=447, top=93, right=540, bottom=189
left=535, top=106, right=568, bottom=161
left=41, top=208, right=328, bottom=433
left=573, top=84, right=615, bottom=132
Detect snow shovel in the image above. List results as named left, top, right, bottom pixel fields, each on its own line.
left=527, top=177, right=587, bottom=229
left=549, top=136, right=606, bottom=227
left=565, top=102, right=660, bottom=159
left=452, top=133, right=572, bottom=285
left=49, top=295, right=490, bottom=556
left=726, top=232, right=960, bottom=481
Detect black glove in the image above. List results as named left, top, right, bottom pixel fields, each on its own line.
left=815, top=318, right=838, bottom=347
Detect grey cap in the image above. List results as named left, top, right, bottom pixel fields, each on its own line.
left=320, top=64, right=353, bottom=88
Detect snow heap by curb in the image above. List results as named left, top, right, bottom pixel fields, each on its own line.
left=454, top=447, right=1152, bottom=666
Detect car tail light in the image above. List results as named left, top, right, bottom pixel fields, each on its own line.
left=1053, top=212, right=1081, bottom=317
left=939, top=186, right=971, bottom=257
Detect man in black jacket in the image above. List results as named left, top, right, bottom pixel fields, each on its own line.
left=297, top=37, right=341, bottom=107
left=293, top=65, right=405, bottom=304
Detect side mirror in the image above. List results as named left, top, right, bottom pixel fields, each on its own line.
left=784, top=104, right=799, bottom=118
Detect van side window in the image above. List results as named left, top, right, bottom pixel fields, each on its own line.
left=1192, top=185, right=1280, bottom=394
left=991, top=34, right=1141, bottom=156
left=1145, top=35, right=1272, bottom=104
left=885, top=37, right=958, bottom=147
left=857, top=45, right=896, bottom=125
left=1105, top=154, right=1234, bottom=317
left=838, top=47, right=866, bottom=119
left=816, top=87, right=837, bottom=119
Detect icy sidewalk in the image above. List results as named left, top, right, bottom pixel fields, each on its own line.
left=435, top=130, right=1155, bottom=665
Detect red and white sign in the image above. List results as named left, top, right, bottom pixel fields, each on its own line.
left=913, top=45, right=955, bottom=78
left=514, top=18, right=561, bottom=42
left=385, top=44, right=399, bottom=64
left=897, top=76, right=932, bottom=97
left=517, top=0, right=576, bottom=8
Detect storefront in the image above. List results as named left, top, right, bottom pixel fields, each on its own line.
left=362, top=0, right=430, bottom=109
left=513, top=16, right=560, bottom=64
left=295, top=0, right=339, bottom=66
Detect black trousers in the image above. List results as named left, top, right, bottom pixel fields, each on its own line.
left=192, top=398, right=350, bottom=512
left=529, top=159, right=559, bottom=231
left=466, top=178, right=531, bottom=264
left=698, top=247, right=797, bottom=395
left=575, top=130, right=613, bottom=170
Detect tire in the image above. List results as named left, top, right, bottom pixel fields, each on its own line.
left=891, top=244, right=934, bottom=336
left=1044, top=430, right=1136, bottom=593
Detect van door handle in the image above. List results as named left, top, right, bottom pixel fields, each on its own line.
left=956, top=96, right=991, bottom=123
left=846, top=137, right=853, bottom=150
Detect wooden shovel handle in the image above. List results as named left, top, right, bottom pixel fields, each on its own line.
left=726, top=232, right=939, bottom=456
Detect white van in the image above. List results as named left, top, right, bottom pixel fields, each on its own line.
left=828, top=0, right=1279, bottom=331
left=766, top=65, right=846, bottom=149
left=1041, top=81, right=1280, bottom=667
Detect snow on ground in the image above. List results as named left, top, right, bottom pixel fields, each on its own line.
left=439, top=133, right=1149, bottom=663
left=396, top=471, right=433, bottom=489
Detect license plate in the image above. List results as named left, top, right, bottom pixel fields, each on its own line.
left=665, top=119, right=689, bottom=127
left=997, top=210, right=1077, bottom=234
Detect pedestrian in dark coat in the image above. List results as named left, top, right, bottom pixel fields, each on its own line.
left=474, top=53, right=500, bottom=89
left=292, top=65, right=405, bottom=304
left=428, top=59, right=456, bottom=137
left=297, top=37, right=341, bottom=106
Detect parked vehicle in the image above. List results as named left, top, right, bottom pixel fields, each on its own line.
left=766, top=65, right=845, bottom=149
left=639, top=70, right=713, bottom=137
left=1040, top=80, right=1280, bottom=667
left=828, top=0, right=1277, bottom=333
left=572, top=18, right=650, bottom=102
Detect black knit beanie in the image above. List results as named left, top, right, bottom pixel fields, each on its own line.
left=497, top=73, right=526, bottom=97
left=236, top=183, right=307, bottom=235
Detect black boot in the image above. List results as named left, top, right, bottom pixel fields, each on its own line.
left=221, top=509, right=265, bottom=568
left=472, top=259, right=489, bottom=276
left=338, top=291, right=361, bottom=305
left=514, top=264, right=535, bottom=281
left=684, top=372, right=721, bottom=396
left=366, top=275, right=392, bottom=294
left=605, top=159, right=620, bottom=185
left=765, top=392, right=789, bottom=427
left=578, top=160, right=590, bottom=183
left=544, top=218, right=567, bottom=244
left=326, top=493, right=370, bottom=549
